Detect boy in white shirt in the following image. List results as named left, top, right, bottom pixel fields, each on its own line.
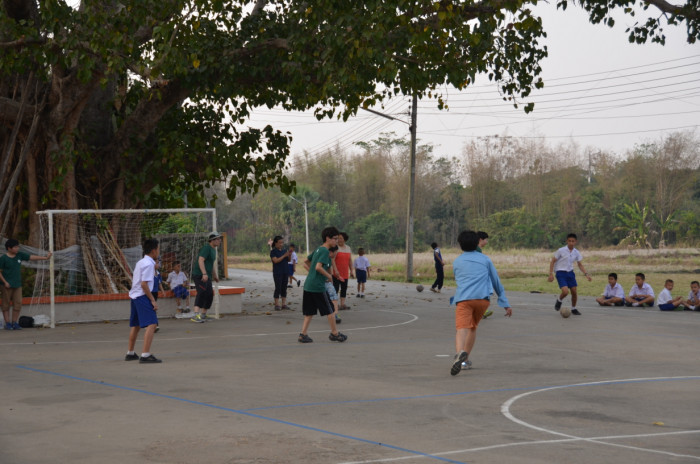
left=683, top=280, right=700, bottom=311
left=625, top=273, right=655, bottom=307
left=166, top=260, right=190, bottom=316
left=547, top=233, right=591, bottom=315
left=353, top=248, right=371, bottom=298
left=596, top=272, right=625, bottom=306
left=657, top=279, right=684, bottom=311
left=287, top=244, right=301, bottom=288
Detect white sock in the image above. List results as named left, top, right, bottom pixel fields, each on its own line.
left=557, top=298, right=562, bottom=303
left=632, top=303, right=640, bottom=307
left=127, top=351, right=135, bottom=355
left=141, top=352, right=150, bottom=358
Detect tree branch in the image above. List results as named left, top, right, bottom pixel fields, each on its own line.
left=645, top=0, right=699, bottom=18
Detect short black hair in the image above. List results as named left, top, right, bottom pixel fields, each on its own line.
left=143, top=238, right=159, bottom=255
left=635, top=272, right=645, bottom=280
left=458, top=230, right=479, bottom=252
left=608, top=272, right=617, bottom=280
left=430, top=242, right=438, bottom=249
left=321, top=226, right=340, bottom=242
left=5, top=238, right=19, bottom=250
left=329, top=246, right=339, bottom=252
left=358, top=247, right=365, bottom=254
left=289, top=243, right=295, bottom=249
left=567, top=233, right=578, bottom=240
left=665, top=279, right=674, bottom=284
left=477, top=231, right=489, bottom=240
left=340, top=232, right=348, bottom=241
left=691, top=281, right=699, bottom=286
left=272, top=235, right=284, bottom=245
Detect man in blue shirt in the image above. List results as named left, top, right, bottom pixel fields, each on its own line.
left=450, top=230, right=512, bottom=376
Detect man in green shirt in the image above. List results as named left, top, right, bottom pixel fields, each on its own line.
left=298, top=226, right=347, bottom=344
left=0, top=239, right=52, bottom=330
left=190, top=232, right=221, bottom=323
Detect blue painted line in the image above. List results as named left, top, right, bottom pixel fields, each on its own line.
left=15, top=364, right=469, bottom=464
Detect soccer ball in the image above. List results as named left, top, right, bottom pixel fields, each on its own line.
left=416, top=284, right=424, bottom=292
left=560, top=307, right=572, bottom=318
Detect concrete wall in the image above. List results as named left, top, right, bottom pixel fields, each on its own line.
left=10, top=287, right=245, bottom=325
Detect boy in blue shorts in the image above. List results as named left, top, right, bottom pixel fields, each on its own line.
left=125, top=238, right=162, bottom=363
left=657, top=279, right=684, bottom=311
left=298, top=227, right=347, bottom=343
left=625, top=273, right=655, bottom=307
left=596, top=272, right=625, bottom=306
left=548, top=233, right=592, bottom=315
left=354, top=248, right=371, bottom=298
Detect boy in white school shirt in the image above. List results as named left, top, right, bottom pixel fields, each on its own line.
left=596, top=272, right=625, bottom=306
left=625, top=272, right=655, bottom=307
left=683, top=280, right=700, bottom=311
left=657, top=279, right=684, bottom=311
left=547, top=233, right=592, bottom=315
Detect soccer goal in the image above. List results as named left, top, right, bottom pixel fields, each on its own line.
left=31, top=208, right=219, bottom=327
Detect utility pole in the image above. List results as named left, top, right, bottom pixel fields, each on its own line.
left=406, top=94, right=418, bottom=282
left=289, top=195, right=310, bottom=254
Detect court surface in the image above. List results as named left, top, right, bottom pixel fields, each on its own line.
left=1, top=268, right=698, bottom=464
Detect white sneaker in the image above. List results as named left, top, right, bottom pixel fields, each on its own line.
left=632, top=303, right=640, bottom=307
left=175, top=312, right=191, bottom=319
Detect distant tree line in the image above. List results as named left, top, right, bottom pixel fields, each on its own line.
left=217, top=130, right=700, bottom=254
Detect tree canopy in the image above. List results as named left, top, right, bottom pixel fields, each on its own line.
left=1, top=0, right=698, bottom=243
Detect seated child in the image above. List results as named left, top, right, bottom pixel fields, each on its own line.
left=683, top=280, right=700, bottom=311
left=596, top=272, right=625, bottom=306
left=625, top=273, right=655, bottom=307
left=166, top=260, right=191, bottom=315
left=657, top=279, right=684, bottom=311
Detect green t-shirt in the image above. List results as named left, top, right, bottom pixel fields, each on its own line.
left=303, top=246, right=331, bottom=293
left=192, top=244, right=217, bottom=277
left=0, top=251, right=31, bottom=288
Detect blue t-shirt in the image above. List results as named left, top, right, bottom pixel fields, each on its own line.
left=270, top=248, right=289, bottom=276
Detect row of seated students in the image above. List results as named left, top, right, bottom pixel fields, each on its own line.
left=596, top=272, right=700, bottom=311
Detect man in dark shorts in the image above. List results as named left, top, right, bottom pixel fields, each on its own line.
left=298, top=226, right=347, bottom=344
left=191, top=232, right=221, bottom=323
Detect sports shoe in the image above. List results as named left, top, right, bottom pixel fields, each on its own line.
left=554, top=299, right=562, bottom=311
left=451, top=351, right=468, bottom=376
left=335, top=317, right=342, bottom=324
left=5, top=322, right=13, bottom=330
left=571, top=308, right=582, bottom=316
left=298, top=333, right=313, bottom=343
left=175, top=311, right=191, bottom=319
left=139, top=354, right=162, bottom=364
left=124, top=353, right=139, bottom=361
left=356, top=294, right=361, bottom=298
left=482, top=309, right=494, bottom=319
left=190, top=314, right=205, bottom=323
left=281, top=305, right=290, bottom=310
left=155, top=326, right=160, bottom=333
left=297, top=280, right=301, bottom=287
left=360, top=294, right=365, bottom=298
left=430, top=287, right=438, bottom=293
left=11, top=322, right=21, bottom=330
left=329, top=332, right=347, bottom=342
left=461, top=360, right=473, bottom=370
left=274, top=305, right=281, bottom=311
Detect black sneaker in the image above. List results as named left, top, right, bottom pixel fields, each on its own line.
left=124, top=353, right=139, bottom=361
left=298, top=333, right=313, bottom=343
left=451, top=351, right=468, bottom=376
left=554, top=299, right=562, bottom=311
left=571, top=308, right=582, bottom=315
left=297, top=280, right=301, bottom=287
left=335, top=317, right=342, bottom=324
left=139, top=354, right=162, bottom=364
left=329, top=332, right=347, bottom=342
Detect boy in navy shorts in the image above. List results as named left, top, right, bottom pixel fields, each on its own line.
left=298, top=227, right=347, bottom=344
left=125, top=238, right=162, bottom=363
left=547, top=233, right=591, bottom=315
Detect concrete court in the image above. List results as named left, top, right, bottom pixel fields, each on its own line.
left=1, top=268, right=698, bottom=464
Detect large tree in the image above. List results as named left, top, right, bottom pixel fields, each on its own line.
left=1, top=0, right=698, bottom=244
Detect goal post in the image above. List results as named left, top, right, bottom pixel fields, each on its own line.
left=33, top=208, right=219, bottom=328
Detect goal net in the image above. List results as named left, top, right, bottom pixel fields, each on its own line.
left=30, top=208, right=218, bottom=327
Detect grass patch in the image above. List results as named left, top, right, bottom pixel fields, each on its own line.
left=228, top=247, right=700, bottom=297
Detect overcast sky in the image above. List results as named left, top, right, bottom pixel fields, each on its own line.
left=246, top=3, right=699, bottom=163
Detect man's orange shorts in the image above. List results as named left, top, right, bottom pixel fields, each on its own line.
left=455, top=299, right=490, bottom=329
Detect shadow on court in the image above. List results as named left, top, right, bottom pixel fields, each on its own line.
left=1, top=269, right=698, bottom=464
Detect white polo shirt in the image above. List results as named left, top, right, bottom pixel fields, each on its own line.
left=129, top=255, right=155, bottom=299
left=629, top=282, right=655, bottom=298
left=658, top=288, right=674, bottom=305
left=604, top=282, right=625, bottom=299
left=553, top=246, right=582, bottom=272
left=167, top=270, right=188, bottom=288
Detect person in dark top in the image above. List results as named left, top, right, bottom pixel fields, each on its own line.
left=270, top=235, right=291, bottom=310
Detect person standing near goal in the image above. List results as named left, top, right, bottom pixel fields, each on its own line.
left=191, top=232, right=221, bottom=323
left=125, top=238, right=162, bottom=363
left=0, top=239, right=52, bottom=330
